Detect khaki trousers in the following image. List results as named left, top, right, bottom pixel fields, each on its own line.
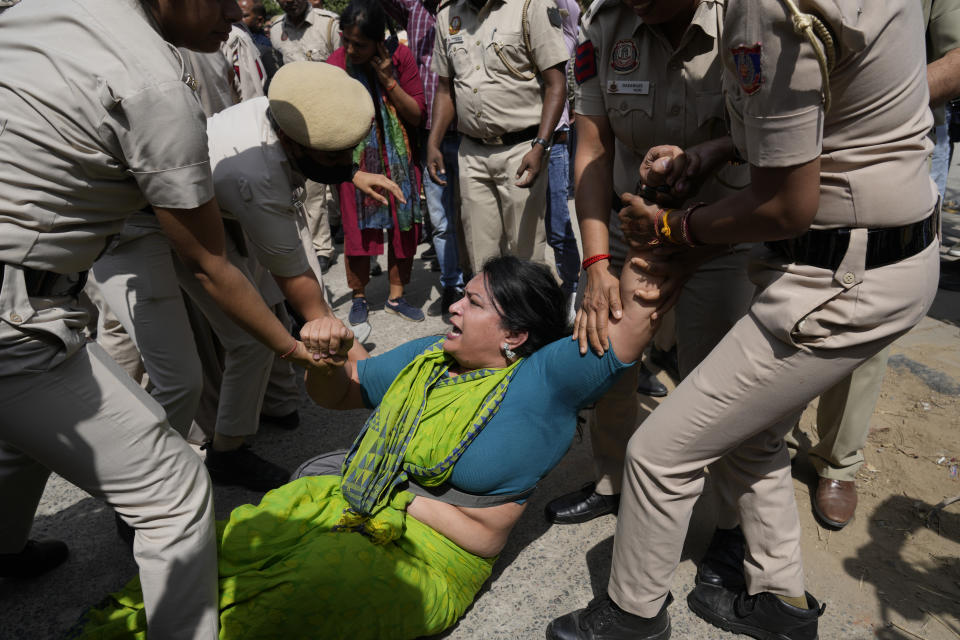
left=458, top=137, right=548, bottom=274
left=609, top=239, right=940, bottom=617
left=303, top=179, right=336, bottom=260
left=786, top=346, right=891, bottom=481
left=0, top=343, right=218, bottom=639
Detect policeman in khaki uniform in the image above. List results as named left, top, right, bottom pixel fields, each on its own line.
left=0, top=0, right=345, bottom=638
left=427, top=0, right=569, bottom=275
left=271, top=0, right=344, bottom=277
left=784, top=0, right=960, bottom=531
left=544, top=0, right=756, bottom=527
left=549, top=1, right=940, bottom=638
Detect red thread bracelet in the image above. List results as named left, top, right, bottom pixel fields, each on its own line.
left=385, top=79, right=398, bottom=92
left=582, top=254, right=611, bottom=269
left=279, top=341, right=298, bottom=359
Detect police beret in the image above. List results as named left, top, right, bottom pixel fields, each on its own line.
left=268, top=61, right=374, bottom=152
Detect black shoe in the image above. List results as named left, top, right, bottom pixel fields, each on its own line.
left=260, top=410, right=300, bottom=430
left=421, top=245, right=437, bottom=260
left=649, top=345, right=680, bottom=382
left=687, top=587, right=823, bottom=640
left=545, top=482, right=620, bottom=524
left=370, top=263, right=383, bottom=277
left=317, top=255, right=333, bottom=274
left=203, top=443, right=289, bottom=492
left=696, top=526, right=746, bottom=590
left=428, top=286, right=464, bottom=318
left=636, top=363, right=668, bottom=397
left=0, top=539, right=69, bottom=579
left=547, top=593, right=672, bottom=640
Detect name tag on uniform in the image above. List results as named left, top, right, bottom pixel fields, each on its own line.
left=607, top=80, right=649, bottom=95
left=449, top=35, right=464, bottom=45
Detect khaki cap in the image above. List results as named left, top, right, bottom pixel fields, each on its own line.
left=268, top=61, right=374, bottom=151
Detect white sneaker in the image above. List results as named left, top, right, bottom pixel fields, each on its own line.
left=350, top=321, right=372, bottom=344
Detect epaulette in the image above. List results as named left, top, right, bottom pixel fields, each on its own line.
left=312, top=8, right=340, bottom=20
left=582, top=0, right=620, bottom=24
left=435, top=0, right=455, bottom=15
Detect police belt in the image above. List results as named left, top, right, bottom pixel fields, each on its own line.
left=0, top=263, right=88, bottom=297
left=464, top=125, right=539, bottom=147
left=764, top=212, right=937, bottom=271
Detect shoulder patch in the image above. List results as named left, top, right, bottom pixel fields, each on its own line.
left=547, top=6, right=562, bottom=28
left=731, top=43, right=762, bottom=95
left=574, top=40, right=598, bottom=84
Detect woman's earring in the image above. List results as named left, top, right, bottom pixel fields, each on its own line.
left=502, top=343, right=516, bottom=360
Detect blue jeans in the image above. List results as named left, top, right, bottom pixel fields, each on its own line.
left=931, top=123, right=952, bottom=198
left=546, top=137, right=580, bottom=293
left=423, top=134, right=464, bottom=289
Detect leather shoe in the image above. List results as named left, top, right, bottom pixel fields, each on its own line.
left=547, top=593, right=672, bottom=639
left=636, top=363, right=667, bottom=397
left=696, top=526, right=746, bottom=590
left=687, top=586, right=823, bottom=640
left=814, top=477, right=857, bottom=529
left=545, top=482, right=619, bottom=524
left=648, top=345, right=680, bottom=382
left=203, top=443, right=289, bottom=492
left=0, top=539, right=69, bottom=579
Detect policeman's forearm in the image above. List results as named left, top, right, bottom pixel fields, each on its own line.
left=428, top=79, right=456, bottom=148
left=537, top=66, right=567, bottom=141
left=928, top=48, right=960, bottom=107
left=274, top=271, right=332, bottom=322
left=686, top=158, right=821, bottom=244
left=155, top=200, right=295, bottom=354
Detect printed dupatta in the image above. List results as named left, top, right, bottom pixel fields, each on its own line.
left=345, top=59, right=422, bottom=232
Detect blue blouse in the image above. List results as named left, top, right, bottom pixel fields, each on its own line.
left=356, top=336, right=633, bottom=497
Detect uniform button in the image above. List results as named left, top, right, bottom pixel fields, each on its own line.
left=476, top=40, right=481, bottom=46
left=9, top=313, right=22, bottom=324
left=620, top=101, right=628, bottom=110
left=473, top=88, right=478, bottom=93
left=842, top=272, right=855, bottom=285
left=670, top=105, right=681, bottom=116
left=476, top=65, right=481, bottom=70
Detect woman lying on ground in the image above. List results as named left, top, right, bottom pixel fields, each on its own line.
left=74, top=254, right=666, bottom=640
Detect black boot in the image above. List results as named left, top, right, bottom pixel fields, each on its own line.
left=547, top=593, right=672, bottom=640
left=696, top=526, right=746, bottom=590
left=636, top=363, right=668, bottom=397
left=203, top=443, right=290, bottom=491
left=0, top=539, right=69, bottom=579
left=544, top=482, right=620, bottom=524
left=687, top=588, right=824, bottom=640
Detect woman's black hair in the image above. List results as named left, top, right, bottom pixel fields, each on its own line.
left=481, top=256, right=569, bottom=358
left=340, top=0, right=387, bottom=43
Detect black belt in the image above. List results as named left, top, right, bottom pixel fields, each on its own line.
left=0, top=262, right=88, bottom=297
left=765, top=212, right=937, bottom=271
left=464, top=125, right=539, bottom=147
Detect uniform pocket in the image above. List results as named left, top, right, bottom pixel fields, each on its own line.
left=695, top=91, right=726, bottom=138
left=606, top=88, right=655, bottom=151
left=449, top=46, right=472, bottom=76
left=484, top=32, right=533, bottom=78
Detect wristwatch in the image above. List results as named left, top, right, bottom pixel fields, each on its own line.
left=531, top=136, right=551, bottom=152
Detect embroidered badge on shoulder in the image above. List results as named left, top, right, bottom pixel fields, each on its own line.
left=575, top=40, right=598, bottom=84
left=547, top=6, right=562, bottom=28
left=731, top=43, right=762, bottom=95
left=449, top=16, right=462, bottom=35
left=610, top=39, right=639, bottom=74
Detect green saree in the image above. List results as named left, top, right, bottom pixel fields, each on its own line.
left=73, top=340, right=520, bottom=639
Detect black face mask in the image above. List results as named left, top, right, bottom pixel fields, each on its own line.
left=294, top=155, right=353, bottom=184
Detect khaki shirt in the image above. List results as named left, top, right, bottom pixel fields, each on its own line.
left=722, top=0, right=936, bottom=228
left=432, top=0, right=570, bottom=138
left=575, top=0, right=747, bottom=205
left=723, top=0, right=938, bottom=350
left=207, top=98, right=310, bottom=278
left=225, top=24, right=267, bottom=103
left=270, top=8, right=342, bottom=63
left=0, top=0, right=213, bottom=373
left=181, top=48, right=239, bottom=117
